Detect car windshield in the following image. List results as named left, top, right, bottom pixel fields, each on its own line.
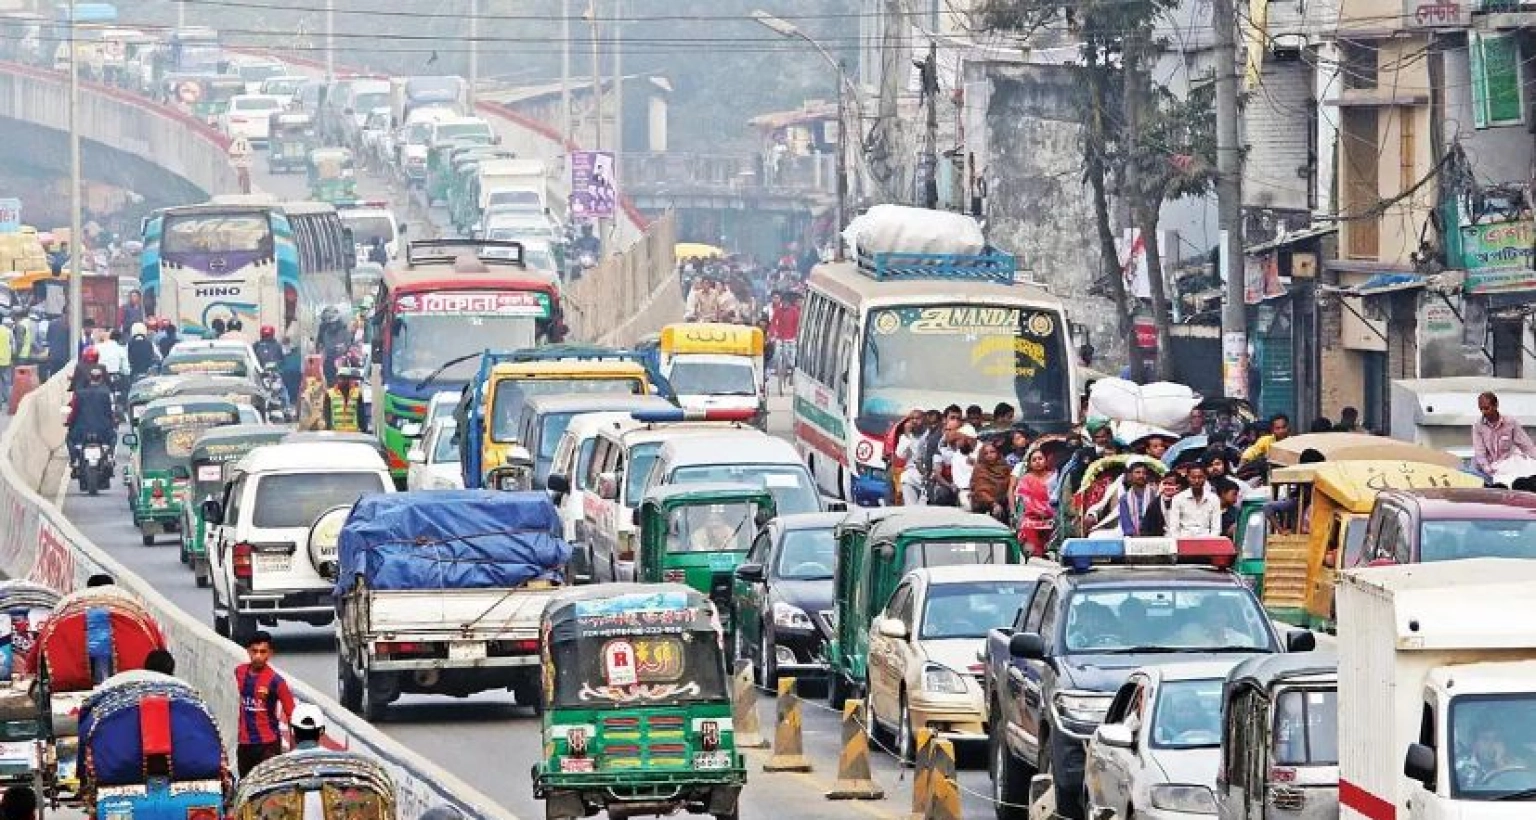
left=1451, top=695, right=1536, bottom=799
left=488, top=190, right=541, bottom=208
left=353, top=92, right=388, bottom=111
left=858, top=304, right=1070, bottom=437
left=341, top=214, right=393, bottom=244
left=624, top=442, right=663, bottom=504
left=670, top=464, right=820, bottom=515
left=437, top=122, right=491, bottom=141
left=776, top=527, right=835, bottom=580
left=234, top=97, right=280, bottom=111
left=432, top=424, right=459, bottom=463
left=1150, top=678, right=1225, bottom=749
left=666, top=502, right=761, bottom=553
left=252, top=471, right=386, bottom=528
left=486, top=221, right=555, bottom=240
left=1062, top=586, right=1272, bottom=653
left=538, top=413, right=576, bottom=460
left=1273, top=687, right=1339, bottom=765
left=1421, top=519, right=1536, bottom=562
left=668, top=360, right=758, bottom=397
left=490, top=379, right=644, bottom=441
left=920, top=579, right=1035, bottom=639
left=388, top=313, right=538, bottom=383
left=238, top=64, right=284, bottom=82
left=902, top=540, right=1015, bottom=570
left=0, top=720, right=39, bottom=742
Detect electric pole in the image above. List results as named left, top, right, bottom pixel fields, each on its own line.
left=561, top=0, right=571, bottom=145
left=467, top=0, right=478, bottom=109
left=920, top=40, right=938, bottom=210
left=835, top=58, right=848, bottom=260
left=1213, top=0, right=1247, bottom=399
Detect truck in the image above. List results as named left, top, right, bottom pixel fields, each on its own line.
left=332, top=490, right=572, bottom=720
left=390, top=75, right=467, bottom=127
left=1338, top=558, right=1536, bottom=820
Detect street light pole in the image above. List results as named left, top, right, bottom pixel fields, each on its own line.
left=467, top=0, right=478, bottom=109
left=324, top=0, right=334, bottom=82
left=589, top=1, right=601, bottom=150
left=68, top=0, right=81, bottom=363
left=560, top=0, right=571, bottom=145
left=611, top=0, right=622, bottom=161
left=835, top=59, right=847, bottom=261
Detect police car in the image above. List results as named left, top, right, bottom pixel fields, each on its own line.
left=981, top=537, right=1316, bottom=820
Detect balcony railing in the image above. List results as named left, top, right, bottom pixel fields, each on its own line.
left=617, top=151, right=837, bottom=195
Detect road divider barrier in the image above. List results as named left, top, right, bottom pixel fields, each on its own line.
left=0, top=370, right=519, bottom=820
left=920, top=738, right=961, bottom=820
left=824, top=698, right=883, bottom=800
left=762, top=676, right=812, bottom=773
left=730, top=660, right=768, bottom=749
left=907, top=728, right=934, bottom=820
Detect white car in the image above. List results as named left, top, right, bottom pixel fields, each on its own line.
left=1085, top=660, right=1246, bottom=820
left=233, top=58, right=288, bottom=94
left=219, top=95, right=285, bottom=143
left=406, top=419, right=463, bottom=491
left=259, top=74, right=308, bottom=99
left=864, top=564, right=1051, bottom=761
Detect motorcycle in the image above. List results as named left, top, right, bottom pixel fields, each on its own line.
left=259, top=363, right=292, bottom=422
left=76, top=432, right=113, bottom=496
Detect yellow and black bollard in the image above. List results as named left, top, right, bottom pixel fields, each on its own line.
left=923, top=738, right=962, bottom=820
left=825, top=698, right=884, bottom=799
left=762, top=676, right=813, bottom=772
left=906, top=728, right=934, bottom=820
left=730, top=660, right=768, bottom=748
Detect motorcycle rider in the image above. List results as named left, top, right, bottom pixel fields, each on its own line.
left=66, top=365, right=116, bottom=477
left=253, top=325, right=284, bottom=369
left=126, top=322, right=159, bottom=381
left=315, top=306, right=350, bottom=385
left=323, top=365, right=368, bottom=433
left=69, top=347, right=101, bottom=392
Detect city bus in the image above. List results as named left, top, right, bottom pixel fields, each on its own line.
left=368, top=239, right=564, bottom=480
left=166, top=26, right=221, bottom=74
left=140, top=203, right=301, bottom=338
left=793, top=251, right=1077, bottom=503
left=279, top=200, right=354, bottom=287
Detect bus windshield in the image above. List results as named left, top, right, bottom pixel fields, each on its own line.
left=857, top=305, right=1069, bottom=436
left=161, top=212, right=272, bottom=256
left=389, top=312, right=537, bottom=383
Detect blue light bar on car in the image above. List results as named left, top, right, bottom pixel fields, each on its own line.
left=630, top=408, right=757, bottom=424
left=1060, top=537, right=1236, bottom=573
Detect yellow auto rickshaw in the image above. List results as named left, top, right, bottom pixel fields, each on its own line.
left=1262, top=459, right=1480, bottom=632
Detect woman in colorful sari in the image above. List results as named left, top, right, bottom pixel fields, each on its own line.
left=1013, top=449, right=1057, bottom=557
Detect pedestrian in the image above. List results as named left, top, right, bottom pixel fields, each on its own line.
left=1167, top=463, right=1222, bottom=537
left=990, top=402, right=1016, bottom=432
left=1139, top=472, right=1186, bottom=537
left=368, top=236, right=389, bottom=266
left=1309, top=416, right=1334, bottom=433
left=144, top=648, right=176, bottom=676
left=1118, top=462, right=1156, bottom=536
left=1473, top=391, right=1536, bottom=477
left=965, top=405, right=985, bottom=431
left=1005, top=429, right=1031, bottom=469
left=970, top=440, right=1011, bottom=521
left=234, top=630, right=297, bottom=777
left=44, top=314, right=70, bottom=382
left=157, top=321, right=179, bottom=358
left=289, top=704, right=328, bottom=751
left=1214, top=477, right=1242, bottom=538
left=1334, top=406, right=1361, bottom=432
left=1240, top=414, right=1292, bottom=465
left=1013, top=448, right=1056, bottom=557
left=1, top=785, right=36, bottom=820
left=120, top=291, right=145, bottom=335
left=892, top=410, right=925, bottom=506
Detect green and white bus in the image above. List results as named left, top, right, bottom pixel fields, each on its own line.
left=792, top=252, right=1077, bottom=502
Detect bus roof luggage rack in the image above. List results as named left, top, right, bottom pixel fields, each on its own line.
left=405, top=238, right=525, bottom=269
left=857, top=250, right=1017, bottom=284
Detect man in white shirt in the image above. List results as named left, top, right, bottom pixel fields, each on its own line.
left=1165, top=463, right=1222, bottom=537
left=93, top=329, right=129, bottom=379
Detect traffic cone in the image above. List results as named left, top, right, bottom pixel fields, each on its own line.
left=730, top=660, right=768, bottom=748
left=907, top=728, right=934, bottom=820
left=923, top=739, right=962, bottom=820
left=762, top=676, right=812, bottom=772
left=825, top=698, right=883, bottom=799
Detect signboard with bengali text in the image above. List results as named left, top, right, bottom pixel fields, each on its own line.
left=395, top=291, right=550, bottom=318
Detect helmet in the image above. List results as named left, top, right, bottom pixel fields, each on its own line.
left=260, top=325, right=276, bottom=340
left=291, top=703, right=325, bottom=732
left=321, top=306, right=340, bottom=323
left=82, top=347, right=99, bottom=364
left=131, top=322, right=147, bottom=337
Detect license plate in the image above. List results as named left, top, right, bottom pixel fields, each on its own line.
left=693, top=751, right=731, bottom=770
left=448, top=641, right=486, bottom=661
left=559, top=757, right=594, bottom=773
left=83, top=447, right=102, bottom=460
left=254, top=553, right=290, bottom=573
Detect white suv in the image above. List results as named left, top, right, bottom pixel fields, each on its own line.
left=203, top=441, right=393, bottom=641
left=219, top=94, right=285, bottom=144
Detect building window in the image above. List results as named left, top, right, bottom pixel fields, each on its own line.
left=1341, top=41, right=1377, bottom=90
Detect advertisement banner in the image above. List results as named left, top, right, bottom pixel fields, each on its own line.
left=1458, top=216, right=1535, bottom=272
left=569, top=150, right=617, bottom=219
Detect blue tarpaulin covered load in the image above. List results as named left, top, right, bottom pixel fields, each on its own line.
left=335, top=490, right=572, bottom=596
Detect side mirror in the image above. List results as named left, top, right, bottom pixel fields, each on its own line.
left=597, top=471, right=618, bottom=500
left=734, top=563, right=765, bottom=583
left=1286, top=630, right=1317, bottom=652
left=877, top=618, right=908, bottom=640
left=1009, top=632, right=1045, bottom=660
left=201, top=498, right=223, bottom=526
left=755, top=507, right=774, bottom=527
left=1404, top=742, right=1437, bottom=789
left=547, top=474, right=570, bottom=494
left=1095, top=723, right=1135, bottom=749
left=122, top=433, right=139, bottom=448
left=406, top=448, right=425, bottom=464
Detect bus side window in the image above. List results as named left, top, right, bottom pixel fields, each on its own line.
left=802, top=295, right=826, bottom=383
left=812, top=298, right=838, bottom=386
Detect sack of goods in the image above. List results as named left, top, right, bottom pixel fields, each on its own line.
left=843, top=203, right=986, bottom=258
left=1087, top=377, right=1199, bottom=430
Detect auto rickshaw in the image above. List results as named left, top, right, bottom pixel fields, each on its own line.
left=1218, top=652, right=1339, bottom=820
left=826, top=507, right=1024, bottom=707
left=33, top=587, right=168, bottom=803
left=124, top=397, right=244, bottom=546
left=308, top=147, right=358, bottom=203
left=636, top=483, right=775, bottom=633
left=1265, top=432, right=1463, bottom=469
left=179, top=425, right=288, bottom=587
left=1061, top=453, right=1167, bottom=540
left=0, top=580, right=62, bottom=681
left=0, top=684, right=42, bottom=792
left=268, top=111, right=316, bottom=174
left=1257, top=460, right=1480, bottom=631
left=427, top=138, right=488, bottom=205
left=77, top=676, right=227, bottom=820
left=234, top=749, right=395, bottom=820
left=532, top=584, right=745, bottom=820
left=153, top=375, right=275, bottom=422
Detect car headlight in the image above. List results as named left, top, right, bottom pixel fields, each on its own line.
left=1053, top=691, right=1112, bottom=725
left=1149, top=784, right=1217, bottom=814
left=921, top=663, right=968, bottom=695
left=772, top=602, right=813, bottom=630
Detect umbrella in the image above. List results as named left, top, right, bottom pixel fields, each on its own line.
left=1163, top=435, right=1209, bottom=468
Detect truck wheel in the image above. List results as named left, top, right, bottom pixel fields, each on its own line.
left=991, top=717, right=1029, bottom=820
left=759, top=627, right=779, bottom=691
left=828, top=672, right=849, bottom=711
left=362, top=674, right=391, bottom=721
left=338, top=654, right=362, bottom=712
left=141, top=532, right=154, bottom=546
left=514, top=681, right=543, bottom=716
left=230, top=612, right=257, bottom=645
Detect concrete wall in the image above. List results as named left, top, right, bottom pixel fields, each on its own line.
left=0, top=60, right=240, bottom=200
left=564, top=212, right=680, bottom=345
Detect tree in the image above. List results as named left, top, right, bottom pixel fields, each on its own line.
left=980, top=0, right=1217, bottom=378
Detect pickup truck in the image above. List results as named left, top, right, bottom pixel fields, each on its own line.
left=332, top=489, right=572, bottom=721
left=980, top=537, right=1306, bottom=820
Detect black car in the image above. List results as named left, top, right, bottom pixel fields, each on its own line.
left=981, top=538, right=1316, bottom=820
left=731, top=512, right=842, bottom=689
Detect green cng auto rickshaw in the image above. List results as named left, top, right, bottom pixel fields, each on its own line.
left=533, top=583, right=745, bottom=820
left=123, top=397, right=242, bottom=546
left=179, top=425, right=288, bottom=587
left=427, top=137, right=489, bottom=204
left=267, top=111, right=315, bottom=174
left=637, top=483, right=776, bottom=636
left=826, top=507, right=1024, bottom=708
left=308, top=147, right=357, bottom=203
left=197, top=75, right=246, bottom=120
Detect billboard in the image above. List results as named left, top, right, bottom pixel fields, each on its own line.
left=569, top=150, right=617, bottom=219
